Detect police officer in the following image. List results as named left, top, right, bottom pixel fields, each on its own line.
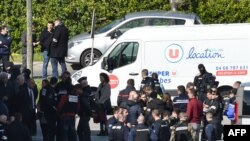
left=0, top=26, right=12, bottom=72
left=77, top=77, right=92, bottom=141
left=128, top=114, right=150, bottom=141
left=173, top=85, right=189, bottom=112
left=109, top=114, right=129, bottom=141
left=38, top=79, right=57, bottom=141
left=151, top=73, right=163, bottom=97
left=107, top=107, right=120, bottom=134
left=140, top=69, right=155, bottom=91
left=193, top=64, right=216, bottom=102
left=150, top=109, right=170, bottom=141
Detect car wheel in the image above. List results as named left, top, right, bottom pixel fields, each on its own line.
left=80, top=49, right=102, bottom=67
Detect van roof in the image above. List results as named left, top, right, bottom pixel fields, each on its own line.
left=118, top=24, right=250, bottom=41
left=125, top=11, right=199, bottom=20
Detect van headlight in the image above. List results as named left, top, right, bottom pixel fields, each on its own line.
left=71, top=70, right=82, bottom=82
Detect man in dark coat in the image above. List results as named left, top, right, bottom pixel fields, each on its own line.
left=49, top=19, right=69, bottom=78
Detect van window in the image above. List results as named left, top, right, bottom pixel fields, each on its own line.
left=107, top=42, right=139, bottom=70
left=243, top=90, right=250, bottom=115
left=117, top=19, right=145, bottom=33
left=148, top=18, right=186, bottom=25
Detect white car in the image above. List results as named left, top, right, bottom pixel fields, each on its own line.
left=66, top=10, right=202, bottom=67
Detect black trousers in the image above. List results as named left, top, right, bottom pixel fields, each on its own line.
left=77, top=116, right=91, bottom=141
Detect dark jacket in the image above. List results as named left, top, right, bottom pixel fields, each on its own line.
left=146, top=98, right=166, bottom=126
left=49, top=24, right=69, bottom=58
left=39, top=86, right=57, bottom=114
left=150, top=119, right=170, bottom=141
left=58, top=93, right=79, bottom=117
left=0, top=33, right=12, bottom=55
left=109, top=121, right=129, bottom=141
left=173, top=93, right=189, bottom=112
left=107, top=116, right=118, bottom=134
left=5, top=121, right=32, bottom=141
left=125, top=100, right=142, bottom=125
left=208, top=98, right=223, bottom=124
left=78, top=93, right=91, bottom=118
left=128, top=124, right=150, bottom=141
left=140, top=77, right=155, bottom=90
left=175, top=122, right=193, bottom=141
left=117, top=85, right=135, bottom=106
left=39, top=28, right=53, bottom=52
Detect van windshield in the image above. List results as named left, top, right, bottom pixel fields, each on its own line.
left=96, top=18, right=124, bottom=34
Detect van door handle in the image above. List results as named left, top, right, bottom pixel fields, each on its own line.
left=129, top=72, right=139, bottom=76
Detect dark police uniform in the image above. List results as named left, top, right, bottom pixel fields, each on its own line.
left=39, top=86, right=57, bottom=141
left=107, top=116, right=117, bottom=134
left=109, top=121, right=129, bottom=141
left=77, top=89, right=92, bottom=141
left=150, top=119, right=170, bottom=141
left=194, top=72, right=215, bottom=102
left=173, top=93, right=189, bottom=112
left=128, top=124, right=150, bottom=141
left=0, top=32, right=11, bottom=71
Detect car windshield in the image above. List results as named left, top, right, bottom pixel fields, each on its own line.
left=96, top=18, right=124, bottom=34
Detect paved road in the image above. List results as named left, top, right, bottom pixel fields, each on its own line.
left=32, top=61, right=77, bottom=78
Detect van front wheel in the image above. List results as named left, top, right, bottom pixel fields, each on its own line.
left=80, top=49, right=102, bottom=67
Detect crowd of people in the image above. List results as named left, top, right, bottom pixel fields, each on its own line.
left=104, top=66, right=240, bottom=141
left=0, top=21, right=242, bottom=141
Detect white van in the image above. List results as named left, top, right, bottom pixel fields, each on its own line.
left=71, top=24, right=250, bottom=106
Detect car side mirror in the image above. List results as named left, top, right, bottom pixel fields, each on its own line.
left=102, top=57, right=108, bottom=70
left=110, top=29, right=122, bottom=39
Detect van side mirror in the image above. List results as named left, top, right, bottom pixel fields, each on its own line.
left=102, top=57, right=108, bottom=70
left=110, top=29, right=122, bottom=39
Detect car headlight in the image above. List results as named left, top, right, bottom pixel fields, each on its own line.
left=71, top=70, right=83, bottom=82
left=68, top=41, right=82, bottom=49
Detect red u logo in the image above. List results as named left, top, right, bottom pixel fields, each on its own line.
left=169, top=49, right=179, bottom=59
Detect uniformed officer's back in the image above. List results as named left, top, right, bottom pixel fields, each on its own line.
left=128, top=114, right=150, bottom=141
left=109, top=114, right=129, bottom=141
left=150, top=109, right=170, bottom=141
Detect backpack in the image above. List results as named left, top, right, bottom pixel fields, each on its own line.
left=226, top=103, right=235, bottom=120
